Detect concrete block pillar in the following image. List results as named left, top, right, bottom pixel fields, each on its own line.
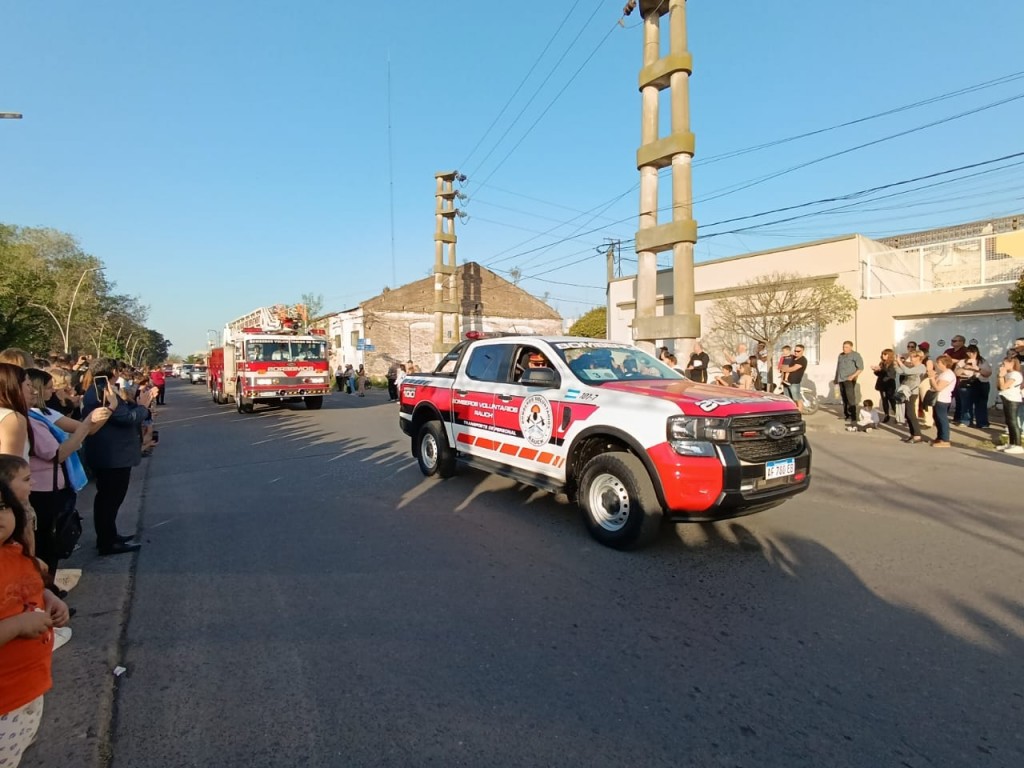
left=433, top=171, right=459, bottom=355
left=632, top=0, right=700, bottom=352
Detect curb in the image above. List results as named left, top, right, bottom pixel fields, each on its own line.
left=21, top=456, right=152, bottom=768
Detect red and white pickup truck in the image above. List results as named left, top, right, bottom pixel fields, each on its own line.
left=399, top=335, right=811, bottom=549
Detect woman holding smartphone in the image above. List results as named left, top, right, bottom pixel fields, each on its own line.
left=80, top=359, right=157, bottom=555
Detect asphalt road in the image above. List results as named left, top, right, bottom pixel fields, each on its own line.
left=108, top=379, right=1023, bottom=768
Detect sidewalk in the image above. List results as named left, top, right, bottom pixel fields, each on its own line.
left=22, top=457, right=150, bottom=768
left=805, top=402, right=1006, bottom=450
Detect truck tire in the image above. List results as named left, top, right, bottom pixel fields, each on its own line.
left=578, top=452, right=663, bottom=550
left=236, top=386, right=254, bottom=414
left=416, top=421, right=456, bottom=479
left=305, top=396, right=324, bottom=410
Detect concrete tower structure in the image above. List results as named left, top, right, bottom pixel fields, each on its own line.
left=632, top=0, right=700, bottom=352
left=433, top=171, right=459, bottom=354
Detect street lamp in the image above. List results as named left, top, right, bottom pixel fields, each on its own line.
left=0, top=113, right=22, bottom=120
left=28, top=265, right=103, bottom=353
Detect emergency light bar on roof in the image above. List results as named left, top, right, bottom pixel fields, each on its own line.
left=464, top=330, right=522, bottom=340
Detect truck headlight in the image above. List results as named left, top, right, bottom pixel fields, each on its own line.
left=256, top=378, right=272, bottom=385
left=667, top=416, right=700, bottom=441
left=308, top=377, right=325, bottom=384
left=667, top=415, right=728, bottom=443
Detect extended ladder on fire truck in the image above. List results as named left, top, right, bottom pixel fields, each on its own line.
left=226, top=304, right=308, bottom=335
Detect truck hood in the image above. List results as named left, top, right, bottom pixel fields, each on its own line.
left=599, top=379, right=798, bottom=415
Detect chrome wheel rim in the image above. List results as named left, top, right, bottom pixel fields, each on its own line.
left=587, top=472, right=630, bottom=532
left=421, top=432, right=438, bottom=471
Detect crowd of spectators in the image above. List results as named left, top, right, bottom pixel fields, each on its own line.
left=0, top=348, right=161, bottom=765
left=664, top=335, right=1024, bottom=453
left=841, top=335, right=1024, bottom=450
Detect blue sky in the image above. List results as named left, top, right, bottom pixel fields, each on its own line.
left=4, top=0, right=1024, bottom=354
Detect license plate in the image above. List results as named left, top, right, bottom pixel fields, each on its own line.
left=765, top=458, right=795, bottom=479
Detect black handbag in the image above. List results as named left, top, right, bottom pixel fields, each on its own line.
left=922, top=389, right=938, bottom=408
left=51, top=460, right=83, bottom=561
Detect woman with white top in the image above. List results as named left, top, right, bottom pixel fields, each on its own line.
left=996, top=356, right=1023, bottom=454
left=927, top=355, right=957, bottom=448
left=0, top=363, right=32, bottom=461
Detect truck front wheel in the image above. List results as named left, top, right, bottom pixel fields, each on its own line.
left=305, top=396, right=323, bottom=410
left=578, top=452, right=662, bottom=550
left=236, top=385, right=254, bottom=414
left=416, top=421, right=456, bottom=479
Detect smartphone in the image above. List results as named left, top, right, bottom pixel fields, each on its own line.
left=93, top=375, right=109, bottom=399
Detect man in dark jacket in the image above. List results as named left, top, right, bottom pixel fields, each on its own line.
left=81, top=359, right=155, bottom=555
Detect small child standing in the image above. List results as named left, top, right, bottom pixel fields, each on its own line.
left=0, top=471, right=71, bottom=767
left=847, top=399, right=881, bottom=432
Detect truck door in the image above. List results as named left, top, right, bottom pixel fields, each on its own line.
left=491, top=345, right=569, bottom=480
left=451, top=343, right=515, bottom=459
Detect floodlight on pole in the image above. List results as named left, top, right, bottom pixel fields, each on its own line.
left=0, top=113, right=23, bottom=120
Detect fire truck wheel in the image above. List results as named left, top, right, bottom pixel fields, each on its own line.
left=305, top=396, right=324, bottom=410
left=416, top=420, right=455, bottom=479
left=578, top=452, right=662, bottom=550
left=236, top=393, right=254, bottom=414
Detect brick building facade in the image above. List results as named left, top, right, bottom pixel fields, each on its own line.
left=324, top=262, right=562, bottom=376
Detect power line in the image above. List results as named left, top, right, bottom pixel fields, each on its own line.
left=473, top=17, right=620, bottom=190
left=697, top=151, right=1024, bottom=230
left=457, top=0, right=584, bottom=171
left=696, top=70, right=1024, bottom=168
left=491, top=151, right=1024, bottom=279
left=467, top=0, right=606, bottom=179
left=467, top=69, right=1024, bottom=253
left=694, top=91, right=1024, bottom=205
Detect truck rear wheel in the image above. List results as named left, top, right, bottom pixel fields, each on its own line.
left=416, top=421, right=455, bottom=479
left=305, top=396, right=323, bottom=410
left=578, top=452, right=662, bottom=550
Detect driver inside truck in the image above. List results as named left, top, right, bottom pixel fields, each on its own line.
left=270, top=344, right=290, bottom=361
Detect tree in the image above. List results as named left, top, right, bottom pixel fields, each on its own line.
left=0, top=222, right=168, bottom=361
left=1010, top=273, right=1024, bottom=321
left=568, top=307, right=607, bottom=338
left=707, top=272, right=858, bottom=386
left=301, top=292, right=325, bottom=321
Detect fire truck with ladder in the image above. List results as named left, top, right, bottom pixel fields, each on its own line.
left=208, top=305, right=331, bottom=413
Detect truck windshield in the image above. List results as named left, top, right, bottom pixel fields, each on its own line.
left=552, top=342, right=683, bottom=384
left=246, top=341, right=327, bottom=362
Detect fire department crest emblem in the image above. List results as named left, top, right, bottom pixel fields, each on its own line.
left=519, top=394, right=553, bottom=447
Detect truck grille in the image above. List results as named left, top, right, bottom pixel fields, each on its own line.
left=729, top=412, right=805, bottom=464
left=734, top=436, right=803, bottom=463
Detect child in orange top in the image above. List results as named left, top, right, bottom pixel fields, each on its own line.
left=0, top=470, right=70, bottom=766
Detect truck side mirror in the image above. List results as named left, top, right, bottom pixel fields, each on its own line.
left=520, top=367, right=560, bottom=389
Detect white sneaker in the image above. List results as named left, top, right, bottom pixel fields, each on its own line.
left=996, top=445, right=1009, bottom=451
left=52, top=626, right=72, bottom=652
left=1005, top=445, right=1024, bottom=455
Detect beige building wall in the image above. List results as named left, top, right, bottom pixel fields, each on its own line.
left=609, top=233, right=1023, bottom=400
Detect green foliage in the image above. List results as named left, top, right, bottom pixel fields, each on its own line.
left=568, top=307, right=607, bottom=338
left=0, top=222, right=167, bottom=361
left=1010, top=273, right=1024, bottom=321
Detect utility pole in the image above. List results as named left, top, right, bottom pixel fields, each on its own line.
left=626, top=0, right=700, bottom=354
left=604, top=239, right=619, bottom=283
left=432, top=171, right=464, bottom=358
